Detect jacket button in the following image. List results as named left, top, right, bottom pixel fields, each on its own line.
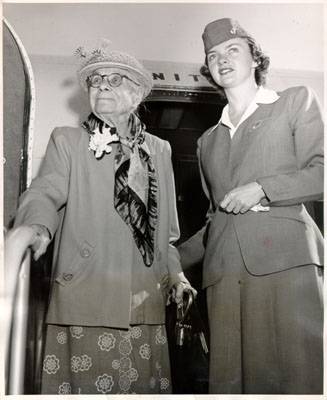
left=81, top=248, right=91, bottom=258
left=63, top=273, right=73, bottom=281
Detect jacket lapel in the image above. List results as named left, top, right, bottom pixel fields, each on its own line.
left=201, top=124, right=232, bottom=194
left=229, top=104, right=274, bottom=185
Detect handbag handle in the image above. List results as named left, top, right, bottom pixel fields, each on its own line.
left=175, top=291, right=210, bottom=354
left=177, top=290, right=194, bottom=323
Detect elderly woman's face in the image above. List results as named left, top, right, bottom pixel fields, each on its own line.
left=88, top=67, right=142, bottom=118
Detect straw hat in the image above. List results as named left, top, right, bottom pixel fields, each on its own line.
left=76, top=45, right=153, bottom=99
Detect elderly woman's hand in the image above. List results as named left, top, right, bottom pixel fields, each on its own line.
left=30, top=224, right=51, bottom=261
left=6, top=225, right=51, bottom=262
left=170, top=281, right=197, bottom=306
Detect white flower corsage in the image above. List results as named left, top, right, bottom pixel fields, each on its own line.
left=88, top=126, right=119, bottom=159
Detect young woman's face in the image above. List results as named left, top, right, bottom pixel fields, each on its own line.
left=88, top=67, right=141, bottom=118
left=206, top=38, right=257, bottom=89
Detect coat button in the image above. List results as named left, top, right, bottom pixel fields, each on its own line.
left=81, top=248, right=91, bottom=258
left=63, top=273, right=73, bottom=281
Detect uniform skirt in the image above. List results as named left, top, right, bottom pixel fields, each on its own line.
left=206, top=221, right=323, bottom=394
left=41, top=324, right=171, bottom=394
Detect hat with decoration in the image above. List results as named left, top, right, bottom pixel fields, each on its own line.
left=76, top=39, right=153, bottom=99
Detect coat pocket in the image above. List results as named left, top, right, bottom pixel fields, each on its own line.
left=268, top=205, right=306, bottom=225
left=55, top=240, right=95, bottom=286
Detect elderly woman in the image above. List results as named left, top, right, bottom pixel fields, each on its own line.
left=12, top=44, right=195, bottom=394
left=179, top=18, right=324, bottom=394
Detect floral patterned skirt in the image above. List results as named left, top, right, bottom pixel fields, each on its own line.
left=41, top=324, right=171, bottom=394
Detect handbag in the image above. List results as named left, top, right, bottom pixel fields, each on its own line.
left=166, top=290, right=209, bottom=393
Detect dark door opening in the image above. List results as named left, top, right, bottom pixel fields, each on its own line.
left=140, top=100, right=224, bottom=243
left=140, top=98, right=224, bottom=393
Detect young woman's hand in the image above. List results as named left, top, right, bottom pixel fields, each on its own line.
left=220, top=182, right=266, bottom=214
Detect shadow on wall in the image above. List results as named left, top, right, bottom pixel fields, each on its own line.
left=62, top=76, right=91, bottom=125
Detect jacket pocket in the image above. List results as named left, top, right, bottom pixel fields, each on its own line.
left=267, top=205, right=306, bottom=225
left=55, top=240, right=95, bottom=286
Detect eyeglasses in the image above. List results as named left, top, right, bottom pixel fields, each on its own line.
left=87, top=73, right=140, bottom=88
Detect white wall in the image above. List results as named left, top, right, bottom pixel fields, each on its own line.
left=3, top=2, right=324, bottom=70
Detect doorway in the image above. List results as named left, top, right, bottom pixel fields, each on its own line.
left=140, top=96, right=224, bottom=393
left=140, top=99, right=224, bottom=243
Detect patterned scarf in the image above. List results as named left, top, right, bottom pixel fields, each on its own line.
left=82, top=113, right=158, bottom=267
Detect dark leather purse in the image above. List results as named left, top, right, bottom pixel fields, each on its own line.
left=166, top=290, right=209, bottom=393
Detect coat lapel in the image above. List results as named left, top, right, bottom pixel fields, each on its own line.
left=201, top=124, right=232, bottom=194
left=200, top=103, right=276, bottom=198
left=229, top=104, right=274, bottom=185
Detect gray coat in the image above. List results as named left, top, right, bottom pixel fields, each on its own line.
left=15, top=126, right=186, bottom=328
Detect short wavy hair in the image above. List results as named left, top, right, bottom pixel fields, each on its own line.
left=200, top=36, right=270, bottom=98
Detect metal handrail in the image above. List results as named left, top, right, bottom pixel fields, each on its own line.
left=5, top=228, right=33, bottom=394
